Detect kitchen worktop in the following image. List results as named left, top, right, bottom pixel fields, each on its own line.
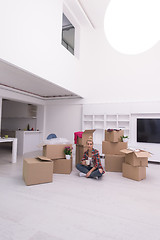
left=17, top=130, right=42, bottom=133
left=16, top=131, right=43, bottom=155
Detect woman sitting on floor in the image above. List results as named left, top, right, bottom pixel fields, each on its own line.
left=76, top=136, right=105, bottom=179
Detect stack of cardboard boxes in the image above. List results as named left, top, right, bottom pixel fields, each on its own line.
left=23, top=144, right=72, bottom=186
left=102, top=130, right=127, bottom=172
left=121, top=149, right=151, bottom=181
left=75, top=130, right=95, bottom=166
left=43, top=144, right=72, bottom=174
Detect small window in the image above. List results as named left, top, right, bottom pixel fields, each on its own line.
left=61, top=14, right=75, bottom=55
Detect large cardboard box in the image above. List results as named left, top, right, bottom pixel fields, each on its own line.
left=77, top=130, right=95, bottom=145
left=53, top=158, right=72, bottom=174
left=120, top=149, right=150, bottom=167
left=122, top=162, right=146, bottom=181
left=43, top=144, right=72, bottom=159
left=102, top=141, right=127, bottom=155
left=23, top=156, right=53, bottom=186
left=105, top=129, right=124, bottom=142
left=76, top=145, right=88, bottom=165
left=105, top=154, right=125, bottom=172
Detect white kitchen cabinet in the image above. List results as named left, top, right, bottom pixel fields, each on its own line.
left=16, top=131, right=43, bottom=155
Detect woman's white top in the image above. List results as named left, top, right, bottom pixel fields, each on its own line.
left=88, top=157, right=94, bottom=167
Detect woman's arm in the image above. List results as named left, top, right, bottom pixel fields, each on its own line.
left=86, top=166, right=96, bottom=177
left=93, top=150, right=100, bottom=168
left=81, top=151, right=88, bottom=165
left=93, top=149, right=105, bottom=173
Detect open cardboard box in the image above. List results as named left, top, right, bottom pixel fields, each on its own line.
left=23, top=156, right=53, bottom=186
left=77, top=129, right=95, bottom=146
left=105, top=129, right=124, bottom=142
left=120, top=149, right=151, bottom=167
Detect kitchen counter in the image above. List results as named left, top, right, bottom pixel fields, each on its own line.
left=23, top=131, right=43, bottom=133
left=16, top=131, right=43, bottom=155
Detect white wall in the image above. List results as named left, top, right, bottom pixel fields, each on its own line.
left=79, top=27, right=160, bottom=103
left=36, top=105, right=45, bottom=132
left=0, top=97, right=2, bottom=132
left=44, top=99, right=82, bottom=144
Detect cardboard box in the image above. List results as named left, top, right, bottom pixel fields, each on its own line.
left=122, top=162, right=146, bottom=181
left=76, top=145, right=88, bottom=165
left=105, top=154, right=125, bottom=172
left=102, top=141, right=128, bottom=155
left=105, top=129, right=124, bottom=142
left=23, top=156, right=53, bottom=186
left=43, top=144, right=72, bottom=159
left=77, top=130, right=95, bottom=145
left=120, top=149, right=150, bottom=167
left=53, top=158, right=72, bottom=174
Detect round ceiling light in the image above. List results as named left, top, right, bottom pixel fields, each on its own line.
left=104, top=0, right=160, bottom=55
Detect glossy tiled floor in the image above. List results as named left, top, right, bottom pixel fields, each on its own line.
left=0, top=146, right=160, bottom=240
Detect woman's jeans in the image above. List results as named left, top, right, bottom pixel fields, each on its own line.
left=76, top=163, right=103, bottom=178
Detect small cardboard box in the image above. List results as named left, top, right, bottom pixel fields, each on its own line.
left=76, top=144, right=88, bottom=165
left=53, top=158, right=72, bottom=174
left=105, top=154, right=125, bottom=172
left=23, top=156, right=53, bottom=186
left=102, top=141, right=127, bottom=155
left=77, top=130, right=95, bottom=145
left=122, top=162, right=146, bottom=181
left=120, top=149, right=150, bottom=167
left=105, top=129, right=124, bottom=142
left=43, top=144, right=72, bottom=159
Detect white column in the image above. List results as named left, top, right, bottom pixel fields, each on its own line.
left=12, top=138, right=17, bottom=163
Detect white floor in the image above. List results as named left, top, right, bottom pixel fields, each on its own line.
left=0, top=146, right=160, bottom=240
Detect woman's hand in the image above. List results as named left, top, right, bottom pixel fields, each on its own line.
left=86, top=167, right=96, bottom=178
left=81, top=160, right=86, bottom=166
left=86, top=171, right=92, bottom=178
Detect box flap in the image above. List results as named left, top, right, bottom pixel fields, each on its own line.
left=121, top=149, right=151, bottom=158
left=83, top=129, right=95, bottom=134
left=120, top=149, right=133, bottom=154
left=134, top=151, right=151, bottom=158
left=37, top=156, right=52, bottom=162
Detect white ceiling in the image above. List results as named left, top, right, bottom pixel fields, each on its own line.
left=0, top=59, right=80, bottom=99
